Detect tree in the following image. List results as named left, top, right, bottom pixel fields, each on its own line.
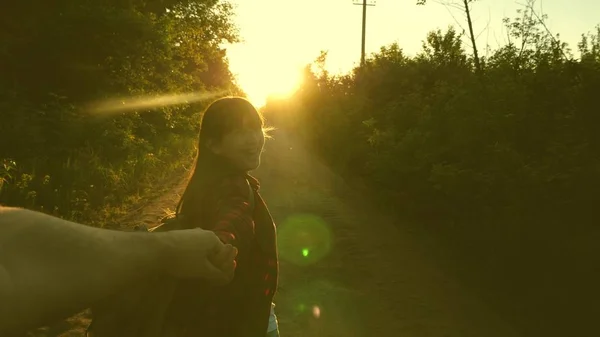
left=417, top=0, right=482, bottom=73
left=271, top=4, right=600, bottom=336
left=0, top=0, right=240, bottom=220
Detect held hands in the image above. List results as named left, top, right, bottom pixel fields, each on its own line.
left=161, top=228, right=237, bottom=284
left=208, top=241, right=238, bottom=284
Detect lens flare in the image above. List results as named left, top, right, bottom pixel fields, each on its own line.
left=85, top=90, right=227, bottom=115
left=302, top=248, right=310, bottom=257
left=277, top=213, right=332, bottom=266
left=312, top=306, right=321, bottom=318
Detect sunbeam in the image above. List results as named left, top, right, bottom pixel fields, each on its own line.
left=86, top=91, right=227, bottom=115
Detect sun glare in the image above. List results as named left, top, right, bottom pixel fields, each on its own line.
left=233, top=64, right=303, bottom=109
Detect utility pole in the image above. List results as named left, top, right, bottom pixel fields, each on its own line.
left=353, top=0, right=376, bottom=66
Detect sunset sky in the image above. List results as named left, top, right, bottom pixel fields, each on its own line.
left=225, top=0, right=600, bottom=107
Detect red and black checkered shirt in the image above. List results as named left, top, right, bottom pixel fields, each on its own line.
left=175, top=173, right=278, bottom=337
left=210, top=174, right=278, bottom=299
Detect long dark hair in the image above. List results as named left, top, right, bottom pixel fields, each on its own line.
left=176, top=96, right=267, bottom=216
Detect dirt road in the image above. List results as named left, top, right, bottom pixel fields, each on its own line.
left=252, top=131, right=519, bottom=337
left=38, top=131, right=520, bottom=336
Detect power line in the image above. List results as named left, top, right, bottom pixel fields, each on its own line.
left=352, top=0, right=376, bottom=66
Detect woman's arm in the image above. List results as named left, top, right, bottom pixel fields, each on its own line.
left=211, top=176, right=255, bottom=253
left=0, top=206, right=235, bottom=335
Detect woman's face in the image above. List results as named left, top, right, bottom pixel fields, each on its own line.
left=209, top=115, right=266, bottom=172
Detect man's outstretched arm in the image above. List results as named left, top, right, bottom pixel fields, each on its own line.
left=0, top=206, right=236, bottom=335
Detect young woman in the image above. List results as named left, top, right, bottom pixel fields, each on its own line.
left=163, top=96, right=280, bottom=337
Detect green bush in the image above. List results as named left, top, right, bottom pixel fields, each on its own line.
left=270, top=15, right=600, bottom=229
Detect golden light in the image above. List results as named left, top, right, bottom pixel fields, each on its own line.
left=233, top=63, right=303, bottom=109
left=85, top=90, right=226, bottom=115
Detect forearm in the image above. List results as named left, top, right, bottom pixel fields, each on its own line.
left=0, top=207, right=171, bottom=334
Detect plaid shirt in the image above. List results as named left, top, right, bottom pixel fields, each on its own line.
left=212, top=175, right=256, bottom=249
left=174, top=173, right=279, bottom=336
left=170, top=168, right=278, bottom=336
left=208, top=174, right=278, bottom=305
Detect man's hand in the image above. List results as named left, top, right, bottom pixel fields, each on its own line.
left=208, top=243, right=238, bottom=285
left=209, top=242, right=238, bottom=284
left=160, top=228, right=237, bottom=284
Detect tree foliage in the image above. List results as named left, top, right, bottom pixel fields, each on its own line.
left=263, top=12, right=600, bottom=334
left=417, top=0, right=482, bottom=73
left=268, top=13, right=600, bottom=228
left=0, top=0, right=240, bottom=222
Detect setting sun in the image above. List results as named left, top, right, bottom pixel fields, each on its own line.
left=231, top=62, right=303, bottom=108
left=225, top=0, right=597, bottom=110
